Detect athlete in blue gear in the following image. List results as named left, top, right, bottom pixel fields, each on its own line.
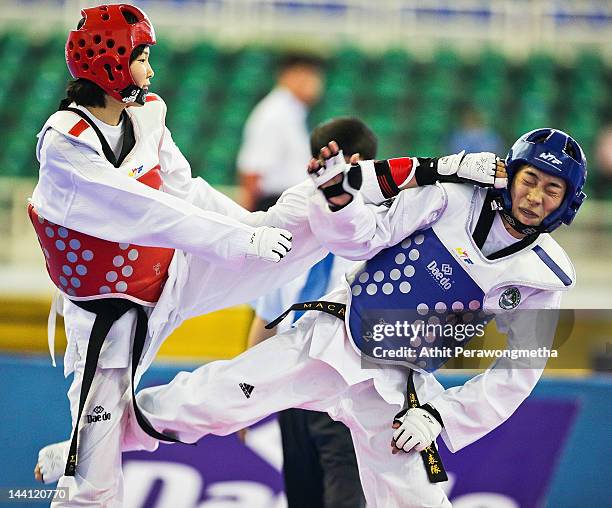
left=129, top=128, right=586, bottom=507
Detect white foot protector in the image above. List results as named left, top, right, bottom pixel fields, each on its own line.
left=37, top=440, right=70, bottom=484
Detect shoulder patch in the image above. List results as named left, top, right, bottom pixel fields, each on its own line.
left=68, top=119, right=90, bottom=137
left=145, top=94, right=159, bottom=102
left=532, top=245, right=572, bottom=287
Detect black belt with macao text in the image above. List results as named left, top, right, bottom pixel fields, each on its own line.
left=266, top=300, right=448, bottom=483
left=64, top=298, right=186, bottom=477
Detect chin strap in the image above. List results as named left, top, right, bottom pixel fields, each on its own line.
left=120, top=84, right=148, bottom=105
left=498, top=209, right=544, bottom=236
left=473, top=193, right=540, bottom=259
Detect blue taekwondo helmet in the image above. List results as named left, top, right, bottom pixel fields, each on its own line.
left=501, top=128, right=587, bottom=232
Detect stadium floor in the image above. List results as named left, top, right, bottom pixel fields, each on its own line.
left=1, top=354, right=609, bottom=507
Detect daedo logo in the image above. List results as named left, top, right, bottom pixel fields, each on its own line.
left=426, top=260, right=452, bottom=290
left=86, top=405, right=111, bottom=424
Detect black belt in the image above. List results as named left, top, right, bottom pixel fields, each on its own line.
left=64, top=298, right=184, bottom=477
left=265, top=300, right=347, bottom=329
left=266, top=299, right=448, bottom=483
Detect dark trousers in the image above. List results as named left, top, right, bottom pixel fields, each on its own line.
left=278, top=408, right=366, bottom=508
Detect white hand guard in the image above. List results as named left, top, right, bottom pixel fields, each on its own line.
left=37, top=440, right=70, bottom=484
left=308, top=150, right=351, bottom=188
left=246, top=226, right=292, bottom=263
left=437, top=151, right=502, bottom=187
left=392, top=407, right=442, bottom=453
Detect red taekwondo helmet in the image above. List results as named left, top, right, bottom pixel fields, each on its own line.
left=66, top=4, right=156, bottom=105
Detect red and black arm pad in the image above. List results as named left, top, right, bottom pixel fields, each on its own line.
left=373, top=157, right=416, bottom=199
left=359, top=156, right=462, bottom=205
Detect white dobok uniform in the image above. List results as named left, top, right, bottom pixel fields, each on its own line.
left=133, top=183, right=573, bottom=507
left=30, top=94, right=327, bottom=506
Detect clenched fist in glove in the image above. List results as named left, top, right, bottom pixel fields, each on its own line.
left=420, top=151, right=507, bottom=189
left=246, top=226, right=293, bottom=263
left=391, top=406, right=442, bottom=454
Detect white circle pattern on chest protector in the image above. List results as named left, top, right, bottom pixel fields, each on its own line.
left=99, top=286, right=111, bottom=294
left=352, top=285, right=362, bottom=296
left=116, top=281, right=128, bottom=292
left=106, top=271, right=118, bottom=283
left=401, top=238, right=412, bottom=249
left=382, top=283, right=394, bottom=295
left=70, top=277, right=81, bottom=288
left=417, top=303, right=429, bottom=315
left=408, top=249, right=420, bottom=261
left=399, top=281, right=411, bottom=293
left=55, top=240, right=66, bottom=251
left=389, top=269, right=401, bottom=280
left=373, top=271, right=384, bottom=282
left=67, top=252, right=78, bottom=263
left=76, top=265, right=87, bottom=276
left=469, top=300, right=481, bottom=311
left=82, top=250, right=94, bottom=261
left=122, top=266, right=133, bottom=277
left=62, top=265, right=72, bottom=276
left=424, top=331, right=437, bottom=343
left=366, top=283, right=378, bottom=295
left=403, top=265, right=415, bottom=277
left=414, top=234, right=425, bottom=245
left=69, top=239, right=81, bottom=250
left=435, top=302, right=447, bottom=313
left=358, top=272, right=369, bottom=283
left=113, top=256, right=125, bottom=267
left=58, top=227, right=68, bottom=239
left=128, top=249, right=139, bottom=261
left=395, top=253, right=406, bottom=264
left=119, top=243, right=129, bottom=250
left=45, top=227, right=54, bottom=238
left=452, top=301, right=464, bottom=312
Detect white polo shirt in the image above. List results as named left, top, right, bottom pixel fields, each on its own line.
left=237, top=87, right=311, bottom=197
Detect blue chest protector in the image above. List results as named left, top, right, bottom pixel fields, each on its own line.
left=347, top=227, right=492, bottom=372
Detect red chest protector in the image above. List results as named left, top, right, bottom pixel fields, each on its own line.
left=29, top=103, right=174, bottom=306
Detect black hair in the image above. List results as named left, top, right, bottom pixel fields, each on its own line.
left=310, top=117, right=378, bottom=160
left=278, top=52, right=324, bottom=74
left=59, top=11, right=148, bottom=109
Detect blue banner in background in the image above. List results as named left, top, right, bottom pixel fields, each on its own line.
left=1, top=355, right=610, bottom=507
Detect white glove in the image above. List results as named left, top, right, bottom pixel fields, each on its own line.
left=308, top=148, right=363, bottom=210
left=437, top=151, right=505, bottom=188
left=308, top=149, right=350, bottom=188
left=246, top=226, right=292, bottom=263
left=392, top=407, right=442, bottom=453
